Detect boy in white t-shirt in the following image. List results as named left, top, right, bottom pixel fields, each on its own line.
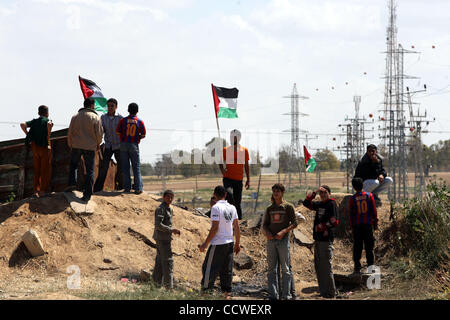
left=199, top=186, right=241, bottom=297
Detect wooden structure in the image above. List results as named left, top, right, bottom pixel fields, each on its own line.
left=0, top=128, right=117, bottom=202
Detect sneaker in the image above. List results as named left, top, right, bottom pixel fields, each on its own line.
left=134, top=190, right=143, bottom=195
left=81, top=195, right=91, bottom=203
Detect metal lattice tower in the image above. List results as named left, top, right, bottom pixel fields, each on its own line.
left=379, top=1, right=418, bottom=202
left=338, top=96, right=375, bottom=192
left=283, top=83, right=309, bottom=190
left=406, top=86, right=433, bottom=198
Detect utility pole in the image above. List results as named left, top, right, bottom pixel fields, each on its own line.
left=283, top=83, right=309, bottom=191
left=379, top=0, right=421, bottom=202
left=406, top=86, right=434, bottom=198
left=338, top=96, right=375, bottom=193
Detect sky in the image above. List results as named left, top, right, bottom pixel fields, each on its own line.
left=0, top=0, right=449, bottom=164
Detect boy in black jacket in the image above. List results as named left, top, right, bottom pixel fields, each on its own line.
left=354, top=144, right=393, bottom=206
left=303, top=185, right=339, bottom=298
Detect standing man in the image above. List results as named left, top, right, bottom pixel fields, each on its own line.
left=20, top=105, right=53, bottom=197
left=219, top=129, right=250, bottom=220
left=303, top=185, right=339, bottom=299
left=349, top=177, right=378, bottom=274
left=200, top=186, right=240, bottom=298
left=152, top=190, right=181, bottom=289
left=67, top=98, right=103, bottom=202
left=262, top=183, right=298, bottom=300
left=116, top=103, right=146, bottom=194
left=93, top=98, right=123, bottom=193
left=354, top=144, right=393, bottom=206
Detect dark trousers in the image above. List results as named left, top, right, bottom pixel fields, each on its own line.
left=201, top=242, right=234, bottom=293
left=223, top=178, right=243, bottom=220
left=94, top=147, right=122, bottom=192
left=353, top=224, right=375, bottom=271
left=69, top=148, right=95, bottom=200
left=152, top=239, right=174, bottom=289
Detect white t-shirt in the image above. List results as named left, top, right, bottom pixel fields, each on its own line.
left=210, top=200, right=238, bottom=246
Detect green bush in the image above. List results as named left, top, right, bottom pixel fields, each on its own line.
left=397, top=180, right=450, bottom=271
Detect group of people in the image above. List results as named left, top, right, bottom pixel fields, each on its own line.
left=151, top=140, right=392, bottom=300
left=21, top=98, right=146, bottom=202
left=21, top=100, right=392, bottom=299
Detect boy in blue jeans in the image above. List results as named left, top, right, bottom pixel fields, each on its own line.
left=116, top=103, right=146, bottom=194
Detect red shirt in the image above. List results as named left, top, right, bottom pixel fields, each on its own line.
left=116, top=115, right=146, bottom=144
left=222, top=145, right=249, bottom=181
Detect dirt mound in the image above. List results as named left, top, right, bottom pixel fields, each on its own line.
left=0, top=191, right=392, bottom=299
left=0, top=192, right=214, bottom=284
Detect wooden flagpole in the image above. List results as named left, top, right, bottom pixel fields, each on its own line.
left=211, top=84, right=221, bottom=140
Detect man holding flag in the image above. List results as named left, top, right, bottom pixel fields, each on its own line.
left=211, top=84, right=249, bottom=220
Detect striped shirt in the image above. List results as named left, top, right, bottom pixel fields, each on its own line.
left=101, top=113, right=123, bottom=150
left=116, top=115, right=146, bottom=144
left=349, top=191, right=378, bottom=229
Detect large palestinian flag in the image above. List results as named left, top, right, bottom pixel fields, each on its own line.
left=211, top=84, right=239, bottom=119
left=304, top=146, right=317, bottom=173
left=79, top=76, right=107, bottom=113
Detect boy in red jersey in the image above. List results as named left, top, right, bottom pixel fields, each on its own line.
left=116, top=103, right=146, bottom=194
left=349, top=177, right=378, bottom=274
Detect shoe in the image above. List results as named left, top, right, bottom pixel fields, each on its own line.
left=124, top=190, right=131, bottom=193
left=134, top=190, right=143, bottom=195
left=81, top=196, right=91, bottom=203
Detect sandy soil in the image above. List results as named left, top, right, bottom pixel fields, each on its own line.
left=0, top=189, right=397, bottom=300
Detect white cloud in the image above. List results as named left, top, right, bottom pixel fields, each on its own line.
left=34, top=0, right=169, bottom=22
left=251, top=0, right=382, bottom=36
left=222, top=14, right=283, bottom=50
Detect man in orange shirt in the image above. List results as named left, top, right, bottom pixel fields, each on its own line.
left=218, top=129, right=250, bottom=220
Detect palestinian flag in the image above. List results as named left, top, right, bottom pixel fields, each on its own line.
left=79, top=76, right=107, bottom=113
left=211, top=84, right=238, bottom=119
left=304, top=146, right=317, bottom=173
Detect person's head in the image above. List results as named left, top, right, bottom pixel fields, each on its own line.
left=38, top=105, right=49, bottom=117
left=84, top=97, right=95, bottom=109
left=271, top=183, right=285, bottom=203
left=367, top=144, right=378, bottom=162
left=107, top=98, right=118, bottom=116
left=163, top=190, right=174, bottom=204
left=318, top=185, right=331, bottom=201
left=213, top=185, right=227, bottom=200
left=230, top=129, right=241, bottom=146
left=128, top=103, right=139, bottom=116
left=352, top=177, right=364, bottom=192
left=210, top=196, right=217, bottom=208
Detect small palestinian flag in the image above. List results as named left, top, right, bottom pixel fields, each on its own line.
left=79, top=76, right=108, bottom=113
left=304, top=146, right=317, bottom=173
left=211, top=84, right=238, bottom=119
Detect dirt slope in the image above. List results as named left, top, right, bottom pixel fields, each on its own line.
left=0, top=191, right=391, bottom=299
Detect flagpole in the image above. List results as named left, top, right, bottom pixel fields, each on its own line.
left=211, top=84, right=221, bottom=140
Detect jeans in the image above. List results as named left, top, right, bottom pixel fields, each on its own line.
left=120, top=142, right=143, bottom=192
left=267, top=237, right=292, bottom=300
left=69, top=148, right=95, bottom=200
left=93, top=147, right=123, bottom=192
left=223, top=177, right=243, bottom=220
left=363, top=177, right=393, bottom=196
left=314, top=241, right=337, bottom=298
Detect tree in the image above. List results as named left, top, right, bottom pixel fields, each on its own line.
left=314, top=149, right=340, bottom=171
